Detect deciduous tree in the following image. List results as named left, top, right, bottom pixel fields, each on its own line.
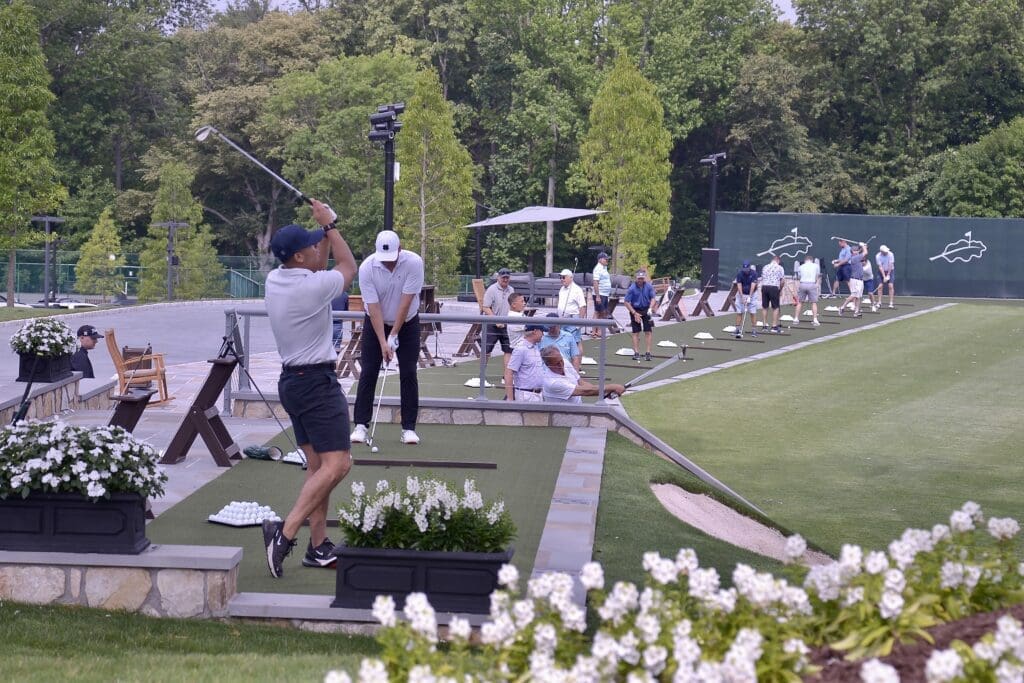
left=574, top=53, right=671, bottom=275
left=394, top=69, right=477, bottom=291
left=0, top=0, right=66, bottom=306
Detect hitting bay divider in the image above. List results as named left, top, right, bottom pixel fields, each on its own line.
left=0, top=545, right=241, bottom=618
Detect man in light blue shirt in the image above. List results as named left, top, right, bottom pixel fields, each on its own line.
left=591, top=252, right=612, bottom=337
left=539, top=312, right=581, bottom=371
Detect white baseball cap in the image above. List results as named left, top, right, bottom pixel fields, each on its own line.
left=879, top=245, right=890, bottom=254
left=375, top=230, right=401, bottom=262
left=559, top=269, right=573, bottom=277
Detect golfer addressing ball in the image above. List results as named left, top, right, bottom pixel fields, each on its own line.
left=349, top=230, right=426, bottom=446
left=261, top=199, right=357, bottom=578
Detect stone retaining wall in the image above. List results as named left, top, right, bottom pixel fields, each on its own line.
left=0, top=374, right=79, bottom=423
left=0, top=545, right=241, bottom=618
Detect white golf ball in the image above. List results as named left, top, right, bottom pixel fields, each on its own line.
left=371, top=446, right=379, bottom=453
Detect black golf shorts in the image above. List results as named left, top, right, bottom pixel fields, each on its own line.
left=630, top=309, right=653, bottom=333
left=761, top=285, right=780, bottom=310
left=278, top=363, right=351, bottom=453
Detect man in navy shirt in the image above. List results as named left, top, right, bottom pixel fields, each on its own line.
left=623, top=270, right=659, bottom=361
left=733, top=260, right=759, bottom=338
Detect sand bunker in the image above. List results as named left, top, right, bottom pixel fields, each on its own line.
left=651, top=484, right=831, bottom=565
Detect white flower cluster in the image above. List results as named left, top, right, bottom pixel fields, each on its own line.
left=336, top=476, right=513, bottom=553
left=338, top=502, right=1023, bottom=682
left=9, top=317, right=78, bottom=357
left=0, top=420, right=167, bottom=500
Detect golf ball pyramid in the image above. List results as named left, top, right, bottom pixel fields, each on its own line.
left=208, top=501, right=281, bottom=526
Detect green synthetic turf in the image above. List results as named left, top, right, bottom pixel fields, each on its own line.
left=623, top=302, right=1024, bottom=555
left=146, top=424, right=568, bottom=595
left=594, top=433, right=787, bottom=587
left=0, top=602, right=376, bottom=682
left=367, top=298, right=968, bottom=402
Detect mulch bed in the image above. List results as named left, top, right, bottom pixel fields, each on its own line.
left=805, top=603, right=1024, bottom=682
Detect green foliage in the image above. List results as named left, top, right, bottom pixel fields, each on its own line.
left=574, top=53, right=671, bottom=275
left=75, top=207, right=126, bottom=301
left=395, top=69, right=477, bottom=291
left=0, top=0, right=66, bottom=302
left=928, top=117, right=1024, bottom=217
left=138, top=161, right=224, bottom=302
left=263, top=52, right=418, bottom=258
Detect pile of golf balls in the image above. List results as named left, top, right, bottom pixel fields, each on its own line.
left=208, top=501, right=280, bottom=526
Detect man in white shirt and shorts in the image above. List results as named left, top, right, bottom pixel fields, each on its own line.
left=792, top=253, right=821, bottom=327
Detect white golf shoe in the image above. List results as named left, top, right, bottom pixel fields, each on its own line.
left=350, top=424, right=368, bottom=443
left=400, top=429, right=421, bottom=445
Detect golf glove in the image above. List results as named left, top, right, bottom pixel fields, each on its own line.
left=387, top=335, right=399, bottom=352
left=324, top=204, right=337, bottom=223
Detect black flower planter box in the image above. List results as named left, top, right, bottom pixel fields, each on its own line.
left=0, top=491, right=150, bottom=554
left=17, top=353, right=73, bottom=383
left=332, top=545, right=514, bottom=613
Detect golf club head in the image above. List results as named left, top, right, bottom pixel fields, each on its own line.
left=194, top=125, right=216, bottom=142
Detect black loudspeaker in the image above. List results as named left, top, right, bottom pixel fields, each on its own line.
left=701, top=248, right=720, bottom=290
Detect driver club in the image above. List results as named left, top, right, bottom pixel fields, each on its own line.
left=194, top=125, right=311, bottom=205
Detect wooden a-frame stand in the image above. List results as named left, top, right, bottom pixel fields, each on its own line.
left=690, top=283, right=717, bottom=317
left=160, top=337, right=242, bottom=468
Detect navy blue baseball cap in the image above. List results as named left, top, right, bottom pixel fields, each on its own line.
left=524, top=323, right=546, bottom=332
left=271, top=224, right=325, bottom=262
left=742, top=260, right=751, bottom=268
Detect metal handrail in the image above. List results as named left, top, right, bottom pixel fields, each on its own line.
left=223, top=308, right=617, bottom=412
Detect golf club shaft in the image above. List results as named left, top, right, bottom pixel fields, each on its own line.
left=205, top=128, right=310, bottom=204
left=368, top=362, right=391, bottom=447
left=627, top=351, right=686, bottom=386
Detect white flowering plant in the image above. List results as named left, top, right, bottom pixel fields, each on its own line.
left=337, top=477, right=515, bottom=553
left=8, top=317, right=78, bottom=358
left=325, top=502, right=1023, bottom=683
left=0, top=420, right=167, bottom=501
left=918, top=613, right=1024, bottom=682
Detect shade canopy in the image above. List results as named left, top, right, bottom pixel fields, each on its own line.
left=466, top=206, right=603, bottom=228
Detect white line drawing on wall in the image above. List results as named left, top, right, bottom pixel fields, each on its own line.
left=929, top=231, right=987, bottom=263
left=756, top=227, right=813, bottom=258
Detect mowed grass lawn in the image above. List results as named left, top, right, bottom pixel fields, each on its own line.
left=623, top=302, right=1024, bottom=555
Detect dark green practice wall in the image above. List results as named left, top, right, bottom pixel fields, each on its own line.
left=715, top=212, right=1023, bottom=298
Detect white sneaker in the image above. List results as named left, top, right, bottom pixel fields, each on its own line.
left=872, top=304, right=879, bottom=312
left=400, top=429, right=420, bottom=445
left=812, top=319, right=820, bottom=327
left=350, top=424, right=368, bottom=443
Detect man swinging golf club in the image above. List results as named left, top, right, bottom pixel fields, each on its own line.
left=350, top=230, right=425, bottom=446
left=262, top=199, right=357, bottom=578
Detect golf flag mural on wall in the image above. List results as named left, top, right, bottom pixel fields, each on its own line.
left=716, top=213, right=1022, bottom=298
left=755, top=227, right=813, bottom=258
left=929, top=231, right=988, bottom=263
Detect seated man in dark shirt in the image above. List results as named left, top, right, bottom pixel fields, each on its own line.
left=71, top=325, right=104, bottom=379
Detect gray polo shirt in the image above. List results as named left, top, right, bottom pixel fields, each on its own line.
left=483, top=282, right=514, bottom=317
left=849, top=253, right=865, bottom=280
left=265, top=267, right=346, bottom=366
left=358, top=250, right=425, bottom=324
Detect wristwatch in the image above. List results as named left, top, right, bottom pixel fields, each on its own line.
left=323, top=222, right=337, bottom=232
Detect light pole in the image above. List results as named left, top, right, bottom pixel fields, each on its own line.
left=699, top=152, right=726, bottom=248
left=368, top=103, right=405, bottom=231
left=31, top=215, right=65, bottom=307
left=153, top=221, right=187, bottom=301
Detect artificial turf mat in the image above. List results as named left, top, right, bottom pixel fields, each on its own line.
left=623, top=302, right=1024, bottom=555
left=146, top=424, right=568, bottom=595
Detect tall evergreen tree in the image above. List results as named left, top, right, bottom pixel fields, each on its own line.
left=574, top=53, right=671, bottom=275
left=395, top=69, right=477, bottom=291
left=138, top=162, right=224, bottom=302
left=75, top=207, right=126, bottom=301
left=0, top=0, right=66, bottom=306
